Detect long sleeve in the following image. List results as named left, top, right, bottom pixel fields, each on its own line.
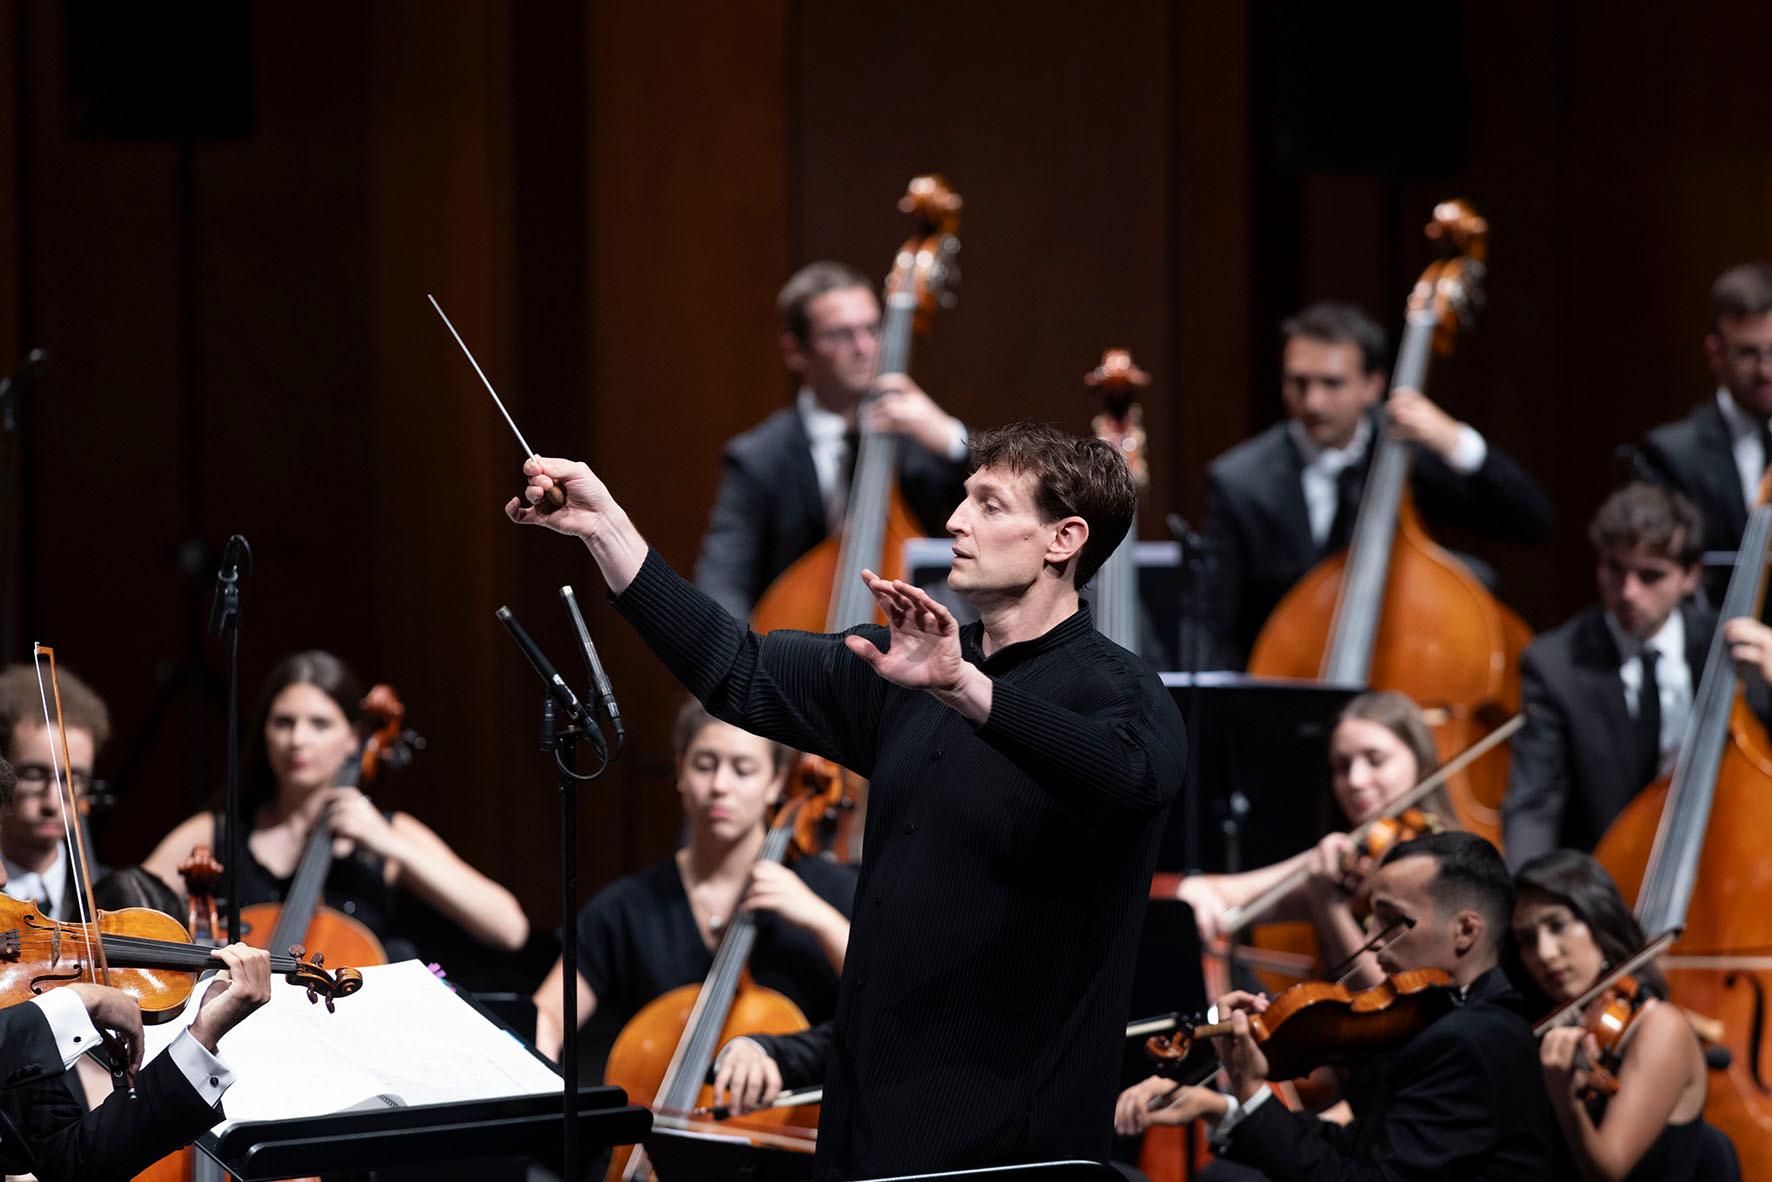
left=976, top=662, right=1183, bottom=824
left=1412, top=442, right=1555, bottom=546
left=743, top=1023, right=834, bottom=1091
left=615, top=548, right=888, bottom=772
left=1501, top=649, right=1573, bottom=869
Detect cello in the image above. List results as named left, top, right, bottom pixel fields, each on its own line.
left=602, top=796, right=821, bottom=1180
left=751, top=174, right=963, bottom=862
left=1595, top=470, right=1772, bottom=1178
left=237, top=684, right=422, bottom=969
left=1248, top=199, right=1530, bottom=848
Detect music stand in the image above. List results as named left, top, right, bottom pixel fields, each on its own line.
left=1160, top=673, right=1360, bottom=875
left=863, top=1163, right=1124, bottom=1181
left=647, top=1125, right=816, bottom=1181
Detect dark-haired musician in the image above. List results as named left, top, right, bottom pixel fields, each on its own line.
left=507, top=420, right=1185, bottom=1178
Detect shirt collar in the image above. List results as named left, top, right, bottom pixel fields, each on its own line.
left=962, top=603, right=1095, bottom=670
left=1287, top=415, right=1372, bottom=470
left=1, top=846, right=66, bottom=903
left=1603, top=605, right=1684, bottom=665
left=1716, top=388, right=1762, bottom=444
left=796, top=388, right=849, bottom=444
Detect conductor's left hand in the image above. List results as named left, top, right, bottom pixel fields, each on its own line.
left=843, top=571, right=968, bottom=692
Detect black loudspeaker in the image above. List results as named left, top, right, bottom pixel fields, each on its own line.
left=65, top=1, right=253, bottom=140
left=1253, top=1, right=1468, bottom=177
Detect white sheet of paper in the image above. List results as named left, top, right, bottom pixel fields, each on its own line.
left=144, top=959, right=560, bottom=1132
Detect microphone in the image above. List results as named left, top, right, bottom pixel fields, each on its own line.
left=496, top=606, right=594, bottom=733
left=560, top=586, right=624, bottom=746
left=208, top=535, right=250, bottom=638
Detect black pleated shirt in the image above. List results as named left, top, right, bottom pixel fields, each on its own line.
left=613, top=550, right=1185, bottom=1179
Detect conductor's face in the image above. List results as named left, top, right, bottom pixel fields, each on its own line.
left=946, top=466, right=1062, bottom=600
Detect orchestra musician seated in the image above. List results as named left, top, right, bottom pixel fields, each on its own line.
left=144, top=650, right=529, bottom=959
left=530, top=700, right=854, bottom=1070
left=0, top=664, right=112, bottom=918
left=1206, top=832, right=1553, bottom=1180
left=1510, top=850, right=1740, bottom=1181
left=0, top=757, right=274, bottom=1182
left=1173, top=691, right=1449, bottom=990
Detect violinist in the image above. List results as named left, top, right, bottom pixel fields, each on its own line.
left=1200, top=301, right=1552, bottom=668
left=143, top=650, right=528, bottom=956
left=1628, top=261, right=1772, bottom=605
left=1504, top=484, right=1718, bottom=867
left=691, top=260, right=971, bottom=619
left=1173, top=690, right=1447, bottom=989
left=0, top=757, right=274, bottom=1182
left=507, top=422, right=1184, bottom=1177
left=1208, top=832, right=1553, bottom=1179
left=0, top=664, right=110, bottom=918
left=529, top=700, right=854, bottom=1066
left=1510, top=850, right=1740, bottom=1181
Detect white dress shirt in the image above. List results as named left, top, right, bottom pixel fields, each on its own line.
left=1605, top=608, right=1692, bottom=777
left=1290, top=416, right=1488, bottom=548
left=2, top=847, right=70, bottom=919
left=1714, top=389, right=1769, bottom=512
left=31, top=986, right=234, bottom=1108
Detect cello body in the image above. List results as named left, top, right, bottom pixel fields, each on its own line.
left=1249, top=492, right=1527, bottom=846
left=602, top=979, right=818, bottom=1177
left=238, top=899, right=387, bottom=969
left=750, top=489, right=919, bottom=634
left=1596, top=697, right=1772, bottom=1178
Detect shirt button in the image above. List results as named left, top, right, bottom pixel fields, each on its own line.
left=872, top=893, right=883, bottom=908
left=857, top=975, right=867, bottom=988
left=903, top=822, right=916, bottom=835
left=209, top=1076, right=220, bottom=1087
left=930, top=748, right=943, bottom=761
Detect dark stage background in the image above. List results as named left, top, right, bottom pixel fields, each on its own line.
left=3, top=1, right=1770, bottom=943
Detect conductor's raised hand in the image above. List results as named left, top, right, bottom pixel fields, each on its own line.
left=843, top=571, right=967, bottom=692
left=505, top=456, right=615, bottom=537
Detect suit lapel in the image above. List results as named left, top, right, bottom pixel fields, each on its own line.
left=1696, top=402, right=1749, bottom=541
left=783, top=409, right=827, bottom=536
left=1274, top=429, right=1321, bottom=565
left=1573, top=608, right=1641, bottom=800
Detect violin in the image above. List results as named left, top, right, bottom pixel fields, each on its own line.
left=239, top=683, right=422, bottom=969
left=1145, top=969, right=1458, bottom=1083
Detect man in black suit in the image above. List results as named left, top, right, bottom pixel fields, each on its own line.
left=1210, top=831, right=1553, bottom=1180
left=0, top=756, right=273, bottom=1181
left=1503, top=484, right=1710, bottom=868
left=1201, top=302, right=1553, bottom=668
left=693, top=260, right=971, bottom=619
left=1631, top=262, right=1772, bottom=604
left=0, top=664, right=111, bottom=917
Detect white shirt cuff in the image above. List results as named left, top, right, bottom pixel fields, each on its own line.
left=945, top=418, right=970, bottom=461
left=30, top=989, right=104, bottom=1069
left=1210, top=1084, right=1273, bottom=1147
left=166, top=1028, right=233, bottom=1108
left=1446, top=424, right=1487, bottom=475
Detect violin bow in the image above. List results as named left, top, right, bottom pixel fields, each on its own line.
left=1532, top=928, right=1681, bottom=1037
left=33, top=644, right=134, bottom=1096
left=1218, top=713, right=1524, bottom=932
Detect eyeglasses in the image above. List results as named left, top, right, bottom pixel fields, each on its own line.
left=1723, top=343, right=1772, bottom=368
left=9, top=763, right=95, bottom=802
left=810, top=323, right=881, bottom=348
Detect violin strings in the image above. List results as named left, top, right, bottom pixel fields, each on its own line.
left=30, top=649, right=105, bottom=978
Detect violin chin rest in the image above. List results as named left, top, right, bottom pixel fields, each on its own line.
left=1705, top=1046, right=1733, bottom=1072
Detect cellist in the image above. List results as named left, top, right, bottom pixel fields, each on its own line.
left=1200, top=301, right=1552, bottom=669
left=529, top=699, right=854, bottom=1066
left=691, top=260, right=971, bottom=620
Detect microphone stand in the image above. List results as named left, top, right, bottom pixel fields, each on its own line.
left=209, top=537, right=249, bottom=944
left=496, top=600, right=616, bottom=1182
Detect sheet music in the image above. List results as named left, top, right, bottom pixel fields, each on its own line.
left=143, top=959, right=560, bottom=1130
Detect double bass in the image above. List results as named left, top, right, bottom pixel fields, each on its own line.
left=1596, top=470, right=1772, bottom=1178
left=1249, top=199, right=1529, bottom=847
left=751, top=174, right=963, bottom=862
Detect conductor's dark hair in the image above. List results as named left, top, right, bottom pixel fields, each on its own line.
left=1509, top=849, right=1667, bottom=1016
left=967, top=421, right=1138, bottom=588
left=1589, top=482, right=1703, bottom=568
left=1281, top=301, right=1389, bottom=375
left=1382, top=831, right=1515, bottom=951
left=1711, top=262, right=1772, bottom=330
left=777, top=261, right=874, bottom=344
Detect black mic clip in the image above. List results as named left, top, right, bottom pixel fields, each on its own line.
left=496, top=604, right=609, bottom=763
left=208, top=535, right=251, bottom=639
left=560, top=585, right=624, bottom=755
